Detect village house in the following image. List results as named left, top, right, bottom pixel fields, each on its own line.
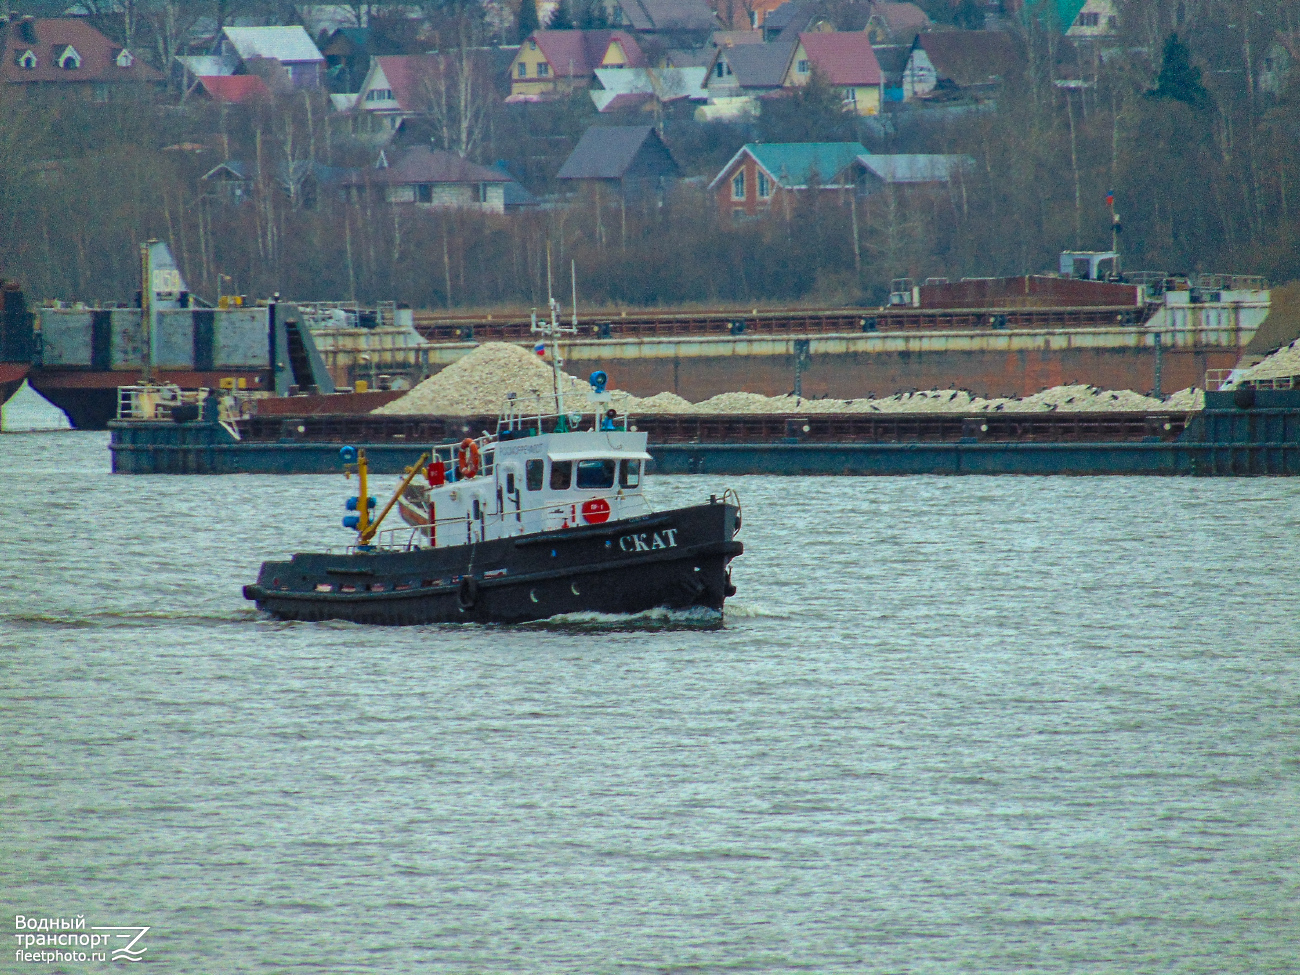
left=200, top=159, right=349, bottom=209
left=840, top=153, right=974, bottom=196
left=192, top=74, right=271, bottom=105
left=783, top=32, right=884, bottom=116
left=606, top=0, right=718, bottom=38
left=342, top=146, right=514, bottom=214
left=507, top=30, right=646, bottom=101
left=1260, top=33, right=1300, bottom=98
left=901, top=30, right=1023, bottom=101
left=590, top=65, right=708, bottom=112
left=864, top=2, right=931, bottom=45
left=699, top=39, right=795, bottom=118
left=1064, top=0, right=1118, bottom=38
left=556, top=125, right=681, bottom=199
left=216, top=26, right=326, bottom=89
left=353, top=54, right=440, bottom=135
left=0, top=16, right=161, bottom=101
left=709, top=141, right=866, bottom=218
left=320, top=27, right=404, bottom=94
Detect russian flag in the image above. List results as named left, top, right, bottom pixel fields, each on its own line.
left=534, top=342, right=546, bottom=357
left=1106, top=190, right=1115, bottom=207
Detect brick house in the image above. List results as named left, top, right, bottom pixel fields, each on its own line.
left=1, top=16, right=161, bottom=101
left=708, top=141, right=866, bottom=218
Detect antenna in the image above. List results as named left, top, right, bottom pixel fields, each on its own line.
left=571, top=259, right=578, bottom=329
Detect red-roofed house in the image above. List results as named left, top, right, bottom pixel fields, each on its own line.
left=194, top=74, right=271, bottom=104
left=1, top=16, right=161, bottom=100
left=507, top=30, right=646, bottom=100
left=354, top=54, right=441, bottom=134
left=783, top=31, right=883, bottom=115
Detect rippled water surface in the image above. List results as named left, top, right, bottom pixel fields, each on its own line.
left=2, top=432, right=1298, bottom=973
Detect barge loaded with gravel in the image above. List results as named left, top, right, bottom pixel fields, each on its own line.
left=110, top=342, right=1300, bottom=476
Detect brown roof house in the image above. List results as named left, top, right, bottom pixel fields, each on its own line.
left=1, top=16, right=161, bottom=100
left=343, top=146, right=514, bottom=213
left=608, top=0, right=718, bottom=37
left=901, top=30, right=1023, bottom=101
left=556, top=124, right=681, bottom=199
left=784, top=31, right=884, bottom=115
left=864, top=2, right=931, bottom=44
left=507, top=30, right=646, bottom=101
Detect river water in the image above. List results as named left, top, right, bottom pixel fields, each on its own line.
left=2, top=431, right=1297, bottom=973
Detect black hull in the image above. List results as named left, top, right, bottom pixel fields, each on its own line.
left=244, top=502, right=742, bottom=625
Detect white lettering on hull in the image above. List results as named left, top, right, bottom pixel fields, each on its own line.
left=618, top=528, right=679, bottom=553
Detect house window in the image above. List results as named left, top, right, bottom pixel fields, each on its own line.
left=115, top=49, right=133, bottom=68
left=17, top=50, right=36, bottom=69
left=757, top=171, right=770, bottom=199
left=478, top=183, right=489, bottom=203
left=1077, top=11, right=1100, bottom=26
left=537, top=62, right=549, bottom=77
left=517, top=62, right=527, bottom=77
left=529, top=39, right=537, bottom=50
left=731, top=171, right=745, bottom=200
left=417, top=184, right=433, bottom=203
left=59, top=47, right=81, bottom=70
left=797, top=58, right=809, bottom=74
left=844, top=87, right=856, bottom=103
left=1107, top=15, right=1118, bottom=28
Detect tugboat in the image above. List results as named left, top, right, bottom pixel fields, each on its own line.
left=243, top=295, right=743, bottom=625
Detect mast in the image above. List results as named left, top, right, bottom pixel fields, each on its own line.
left=532, top=244, right=577, bottom=422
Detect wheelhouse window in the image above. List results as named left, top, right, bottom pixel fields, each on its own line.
left=526, top=459, right=544, bottom=490
left=619, top=460, right=641, bottom=488
left=549, top=460, right=572, bottom=490
left=575, top=459, right=616, bottom=489
left=506, top=471, right=517, bottom=494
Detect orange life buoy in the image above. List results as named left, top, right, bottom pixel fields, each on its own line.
left=457, top=438, right=481, bottom=479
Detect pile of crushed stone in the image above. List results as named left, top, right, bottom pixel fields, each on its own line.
left=1237, top=339, right=1300, bottom=383
left=373, top=343, right=1206, bottom=417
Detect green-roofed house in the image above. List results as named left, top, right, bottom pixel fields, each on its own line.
left=708, top=142, right=867, bottom=218
left=1020, top=0, right=1118, bottom=37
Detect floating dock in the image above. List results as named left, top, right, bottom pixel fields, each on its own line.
left=109, top=390, right=1300, bottom=477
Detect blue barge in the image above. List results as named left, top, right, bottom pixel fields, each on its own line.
left=109, top=390, right=1300, bottom=477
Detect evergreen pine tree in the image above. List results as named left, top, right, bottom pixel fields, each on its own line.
left=517, top=0, right=540, bottom=41
left=1148, top=32, right=1210, bottom=108
left=547, top=0, right=577, bottom=29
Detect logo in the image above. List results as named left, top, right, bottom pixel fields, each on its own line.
left=14, top=915, right=150, bottom=965
left=618, top=528, right=678, bottom=552
left=92, top=926, right=150, bottom=962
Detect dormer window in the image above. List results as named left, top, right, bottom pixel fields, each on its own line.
left=16, top=50, right=36, bottom=70
left=115, top=49, right=134, bottom=68
left=57, top=46, right=82, bottom=70
left=797, top=58, right=809, bottom=74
